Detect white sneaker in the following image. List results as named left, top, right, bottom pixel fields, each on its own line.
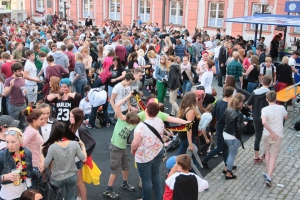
left=297, top=134, right=300, bottom=138
left=76, top=197, right=82, bottom=200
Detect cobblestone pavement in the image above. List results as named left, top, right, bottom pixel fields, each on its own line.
left=199, top=80, right=300, bottom=200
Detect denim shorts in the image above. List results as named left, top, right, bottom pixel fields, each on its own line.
left=76, top=161, right=83, bottom=170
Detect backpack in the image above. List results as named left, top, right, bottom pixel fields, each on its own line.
left=294, top=121, right=300, bottom=131
left=262, top=63, right=275, bottom=80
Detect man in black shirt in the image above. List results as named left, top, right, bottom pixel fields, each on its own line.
left=196, top=86, right=216, bottom=114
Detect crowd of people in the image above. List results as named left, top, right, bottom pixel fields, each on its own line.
left=0, top=15, right=297, bottom=200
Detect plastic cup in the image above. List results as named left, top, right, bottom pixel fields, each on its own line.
left=11, top=169, right=21, bottom=186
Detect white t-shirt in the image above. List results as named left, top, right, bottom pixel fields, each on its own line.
left=289, top=57, right=296, bottom=78
left=112, top=83, right=131, bottom=112
left=79, top=98, right=92, bottom=115
left=198, top=112, right=213, bottom=131
left=40, top=123, right=52, bottom=142
left=260, top=66, right=276, bottom=81
left=24, top=60, right=37, bottom=85
left=0, top=182, right=26, bottom=199
left=56, top=42, right=64, bottom=49
left=261, top=104, right=287, bottom=137
left=200, top=71, right=213, bottom=94
left=41, top=59, right=48, bottom=78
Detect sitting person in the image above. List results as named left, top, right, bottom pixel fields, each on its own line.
left=163, top=154, right=209, bottom=200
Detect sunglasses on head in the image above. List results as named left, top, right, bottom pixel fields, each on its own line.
left=5, top=130, right=22, bottom=137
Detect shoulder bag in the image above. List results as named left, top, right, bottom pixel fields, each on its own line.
left=143, top=122, right=167, bottom=161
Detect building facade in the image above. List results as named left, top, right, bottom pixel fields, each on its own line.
left=0, top=0, right=27, bottom=21
left=26, top=0, right=299, bottom=47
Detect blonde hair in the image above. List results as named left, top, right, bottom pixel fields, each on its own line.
left=75, top=52, right=83, bottom=62
left=265, top=57, right=272, bottom=63
left=137, top=49, right=145, bottom=57
left=147, top=50, right=156, bottom=59
left=159, top=55, right=170, bottom=71
left=282, top=56, right=289, bottom=65
left=5, top=127, right=23, bottom=143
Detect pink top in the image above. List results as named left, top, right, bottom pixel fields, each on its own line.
left=102, top=56, right=113, bottom=71
left=23, top=126, right=44, bottom=167
left=243, top=57, right=251, bottom=71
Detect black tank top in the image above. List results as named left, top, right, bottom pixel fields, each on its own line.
left=178, top=109, right=200, bottom=140
left=247, top=65, right=259, bottom=82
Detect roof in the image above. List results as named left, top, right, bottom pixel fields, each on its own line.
left=224, top=14, right=300, bottom=27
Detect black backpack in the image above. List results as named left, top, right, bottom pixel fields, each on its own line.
left=294, top=121, right=300, bottom=131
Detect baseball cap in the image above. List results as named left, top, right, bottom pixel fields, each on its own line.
left=0, top=115, right=20, bottom=127
left=166, top=156, right=176, bottom=170
left=147, top=98, right=159, bottom=105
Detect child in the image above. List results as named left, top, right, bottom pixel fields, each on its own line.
left=198, top=103, right=214, bottom=155
left=164, top=154, right=209, bottom=200
left=79, top=85, right=92, bottom=120
left=261, top=91, right=287, bottom=187
left=103, top=92, right=140, bottom=198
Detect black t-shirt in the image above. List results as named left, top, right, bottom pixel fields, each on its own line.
left=108, top=65, right=125, bottom=87
left=178, top=109, right=200, bottom=140
left=202, top=94, right=215, bottom=108
left=46, top=93, right=81, bottom=126
left=212, top=99, right=228, bottom=130
left=173, top=174, right=198, bottom=200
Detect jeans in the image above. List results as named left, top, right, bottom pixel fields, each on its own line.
left=203, top=127, right=229, bottom=165
left=52, top=174, right=77, bottom=200
left=169, top=88, right=179, bottom=115
left=137, top=148, right=164, bottom=200
left=9, top=103, right=26, bottom=130
left=254, top=119, right=264, bottom=151
left=156, top=81, right=167, bottom=103
left=247, top=82, right=258, bottom=94
left=177, top=138, right=200, bottom=169
left=182, top=79, right=192, bottom=93
left=215, top=59, right=219, bottom=75
left=5, top=95, right=10, bottom=115
left=224, top=139, right=240, bottom=171
left=89, top=102, right=109, bottom=127
left=75, top=79, right=87, bottom=98
left=107, top=85, right=114, bottom=114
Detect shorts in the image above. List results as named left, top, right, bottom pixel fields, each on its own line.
left=262, top=134, right=282, bottom=157
left=25, top=85, right=38, bottom=103
left=109, top=143, right=129, bottom=174
left=76, top=161, right=83, bottom=170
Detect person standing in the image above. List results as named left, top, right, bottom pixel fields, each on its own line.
left=73, top=52, right=87, bottom=98
left=246, top=76, right=272, bottom=164
left=85, top=16, right=93, bottom=27
left=23, top=50, right=40, bottom=108
left=4, top=63, right=27, bottom=129
left=115, top=40, right=127, bottom=67
left=223, top=95, right=244, bottom=179
left=201, top=87, right=234, bottom=170
left=261, top=91, right=288, bottom=187
left=226, top=52, right=243, bottom=89
left=1, top=52, right=14, bottom=80
left=131, top=101, right=165, bottom=200
left=155, top=55, right=169, bottom=103
left=168, top=56, right=181, bottom=116
left=103, top=93, right=140, bottom=199
left=218, top=41, right=229, bottom=87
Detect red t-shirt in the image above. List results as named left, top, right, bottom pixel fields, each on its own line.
left=1, top=61, right=14, bottom=79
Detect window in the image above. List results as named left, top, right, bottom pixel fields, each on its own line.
left=36, top=0, right=45, bottom=12
left=295, top=13, right=300, bottom=33
left=250, top=3, right=270, bottom=30
left=110, top=0, right=120, bottom=20
left=208, top=2, right=224, bottom=27
left=83, top=0, right=93, bottom=18
left=139, top=0, right=150, bottom=22
left=169, top=1, right=183, bottom=24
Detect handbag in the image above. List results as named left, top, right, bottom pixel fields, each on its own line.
left=143, top=122, right=167, bottom=161
left=37, top=171, right=63, bottom=200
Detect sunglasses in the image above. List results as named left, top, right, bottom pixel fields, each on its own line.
left=5, top=130, right=22, bottom=137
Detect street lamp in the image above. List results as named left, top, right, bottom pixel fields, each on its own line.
left=253, top=0, right=272, bottom=42
left=63, top=0, right=70, bottom=21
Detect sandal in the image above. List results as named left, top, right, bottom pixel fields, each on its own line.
left=222, top=166, right=237, bottom=174
left=254, top=158, right=263, bottom=164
